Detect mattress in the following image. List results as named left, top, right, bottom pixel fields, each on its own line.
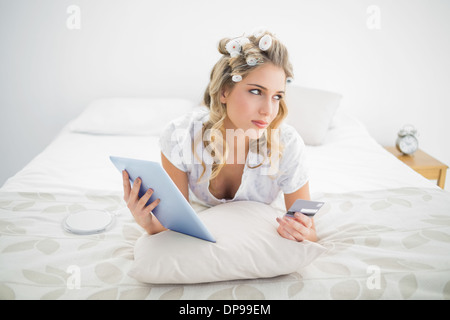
left=1, top=102, right=449, bottom=300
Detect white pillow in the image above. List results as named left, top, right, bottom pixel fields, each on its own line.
left=285, top=86, right=342, bottom=145
left=128, top=201, right=326, bottom=284
left=69, top=98, right=195, bottom=136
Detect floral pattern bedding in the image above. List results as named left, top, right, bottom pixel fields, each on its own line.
left=1, top=187, right=450, bottom=299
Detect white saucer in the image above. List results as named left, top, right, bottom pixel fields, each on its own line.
left=63, top=210, right=114, bottom=235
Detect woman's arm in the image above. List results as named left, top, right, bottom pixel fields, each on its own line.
left=160, top=152, right=189, bottom=202
left=277, top=182, right=318, bottom=242
left=284, top=181, right=311, bottom=209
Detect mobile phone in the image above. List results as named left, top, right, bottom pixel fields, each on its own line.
left=285, top=199, right=325, bottom=218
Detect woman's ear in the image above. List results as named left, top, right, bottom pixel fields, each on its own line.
left=220, top=87, right=229, bottom=104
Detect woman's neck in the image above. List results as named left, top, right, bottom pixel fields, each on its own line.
left=223, top=117, right=250, bottom=165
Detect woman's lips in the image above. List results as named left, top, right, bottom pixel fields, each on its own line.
left=251, top=120, right=269, bottom=129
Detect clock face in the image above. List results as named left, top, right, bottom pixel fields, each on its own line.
left=398, top=135, right=418, bottom=154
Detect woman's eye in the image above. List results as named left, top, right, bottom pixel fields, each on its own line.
left=249, top=89, right=283, bottom=100
left=274, top=95, right=282, bottom=101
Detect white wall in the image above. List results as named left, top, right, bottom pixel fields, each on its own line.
left=1, top=0, right=449, bottom=190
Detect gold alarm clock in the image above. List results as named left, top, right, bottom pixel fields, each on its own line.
left=395, top=125, right=418, bottom=155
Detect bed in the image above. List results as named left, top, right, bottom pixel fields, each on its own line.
left=1, top=88, right=450, bottom=300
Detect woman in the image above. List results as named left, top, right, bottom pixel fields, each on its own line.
left=122, top=30, right=317, bottom=242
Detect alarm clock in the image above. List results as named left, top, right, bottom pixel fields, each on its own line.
left=395, top=125, right=419, bottom=155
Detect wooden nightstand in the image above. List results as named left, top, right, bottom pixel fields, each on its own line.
left=384, top=147, right=448, bottom=189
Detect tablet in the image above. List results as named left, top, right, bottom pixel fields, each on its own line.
left=110, top=156, right=216, bottom=243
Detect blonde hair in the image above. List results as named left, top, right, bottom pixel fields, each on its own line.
left=198, top=31, right=294, bottom=181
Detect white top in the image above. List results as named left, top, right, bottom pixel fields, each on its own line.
left=159, top=107, right=309, bottom=207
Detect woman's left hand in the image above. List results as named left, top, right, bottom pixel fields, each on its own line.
left=276, top=213, right=317, bottom=242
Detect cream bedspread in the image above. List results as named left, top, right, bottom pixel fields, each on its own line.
left=1, top=186, right=449, bottom=299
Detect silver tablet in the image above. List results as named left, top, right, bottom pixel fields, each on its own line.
left=110, top=156, right=216, bottom=242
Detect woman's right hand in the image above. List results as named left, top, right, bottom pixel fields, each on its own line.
left=122, top=170, right=166, bottom=234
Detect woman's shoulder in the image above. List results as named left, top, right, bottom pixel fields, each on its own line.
left=159, top=106, right=209, bottom=171
left=278, top=122, right=305, bottom=147
left=164, top=106, right=209, bottom=131
left=160, top=106, right=209, bottom=138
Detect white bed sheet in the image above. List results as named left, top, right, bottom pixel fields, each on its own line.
left=307, top=109, right=437, bottom=193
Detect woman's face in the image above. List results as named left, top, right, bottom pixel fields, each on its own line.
left=220, top=63, right=286, bottom=140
